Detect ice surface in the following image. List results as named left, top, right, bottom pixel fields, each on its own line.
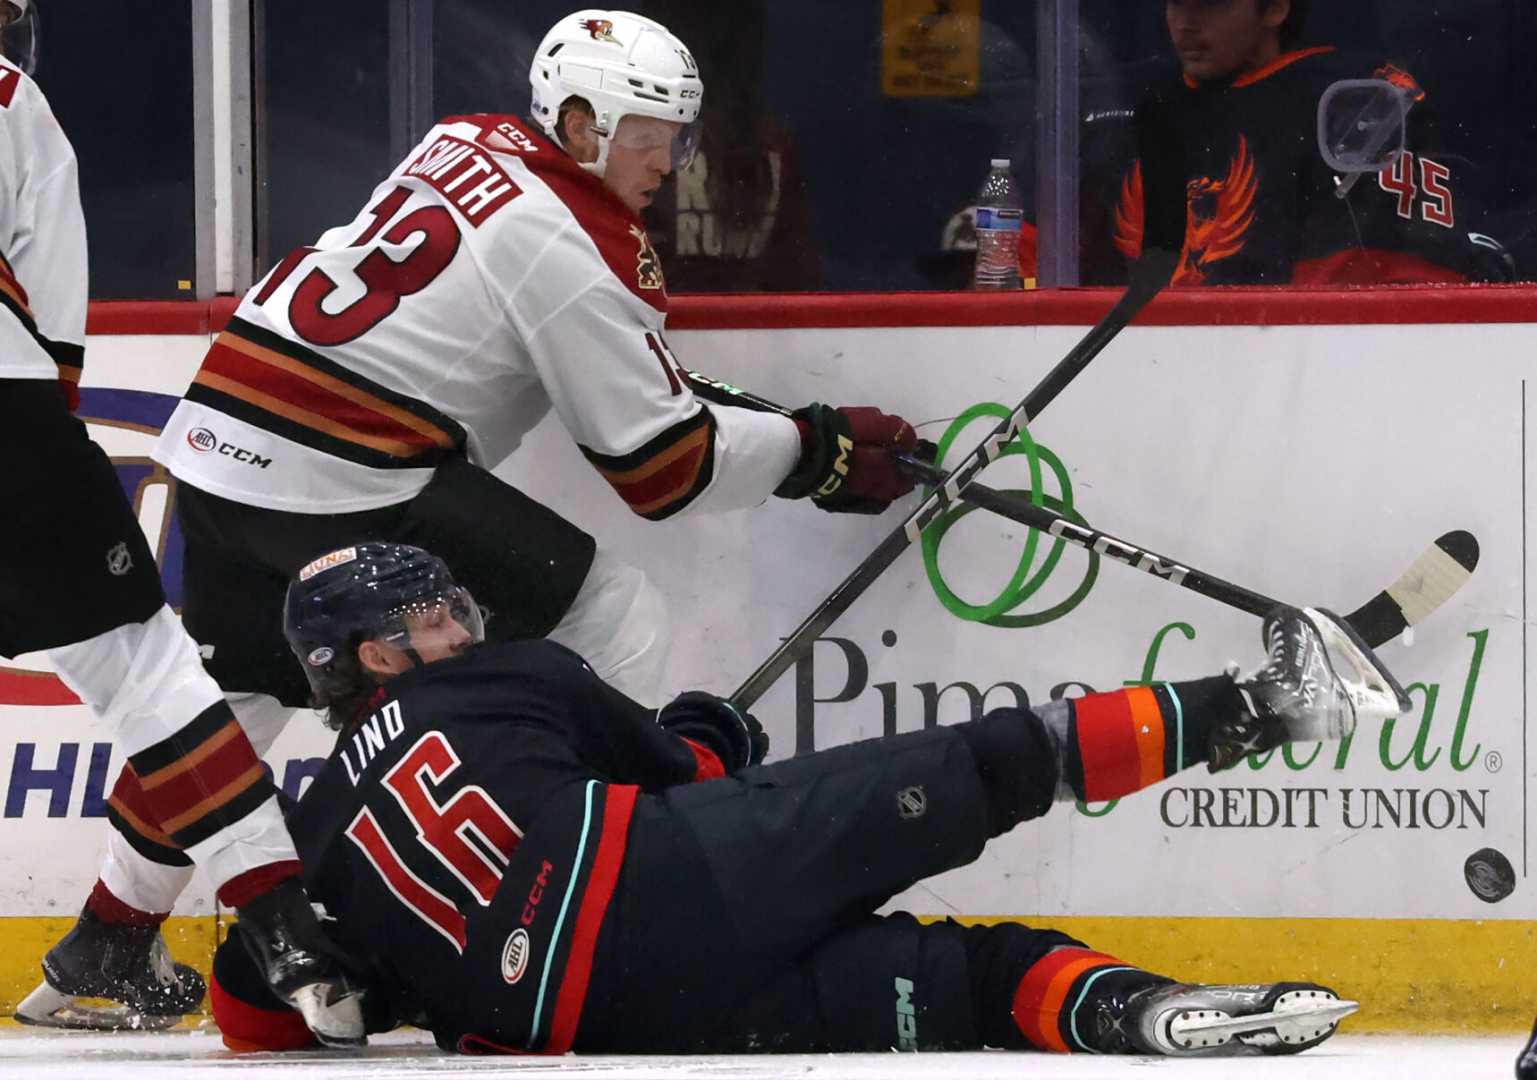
left=0, top=1025, right=1521, bottom=1079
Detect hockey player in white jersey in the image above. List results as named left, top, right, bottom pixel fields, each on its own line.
left=35, top=8, right=920, bottom=1029
left=3, top=0, right=365, bottom=1045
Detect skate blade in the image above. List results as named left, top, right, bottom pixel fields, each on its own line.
left=1306, top=608, right=1413, bottom=716
left=1164, top=995, right=1359, bottom=1050
left=14, top=980, right=181, bottom=1032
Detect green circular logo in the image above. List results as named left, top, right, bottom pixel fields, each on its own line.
left=920, top=403, right=1099, bottom=628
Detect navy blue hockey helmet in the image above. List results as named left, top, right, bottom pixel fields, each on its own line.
left=283, top=542, right=484, bottom=701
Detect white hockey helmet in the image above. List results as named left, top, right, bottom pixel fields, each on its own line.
left=0, top=0, right=37, bottom=76
left=529, top=10, right=703, bottom=178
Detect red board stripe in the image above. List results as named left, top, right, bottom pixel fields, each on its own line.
left=85, top=286, right=1537, bottom=337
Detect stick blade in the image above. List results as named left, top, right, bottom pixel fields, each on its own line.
left=1343, top=530, right=1480, bottom=647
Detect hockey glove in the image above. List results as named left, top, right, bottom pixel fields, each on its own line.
left=773, top=403, right=918, bottom=514
left=658, top=690, right=768, bottom=772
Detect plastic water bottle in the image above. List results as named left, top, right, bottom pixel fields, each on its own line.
left=973, top=159, right=1024, bottom=290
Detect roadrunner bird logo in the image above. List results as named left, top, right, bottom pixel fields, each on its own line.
left=630, top=225, right=664, bottom=291
left=579, top=18, right=619, bottom=44
left=1114, top=136, right=1259, bottom=285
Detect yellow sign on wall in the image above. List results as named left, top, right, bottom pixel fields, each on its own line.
left=882, top=0, right=982, bottom=98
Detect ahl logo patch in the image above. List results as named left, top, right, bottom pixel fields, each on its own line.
left=502, top=927, right=531, bottom=984
left=187, top=427, right=218, bottom=453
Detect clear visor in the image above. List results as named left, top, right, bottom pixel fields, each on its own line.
left=0, top=3, right=38, bottom=76
left=609, top=116, right=702, bottom=171
left=379, top=585, right=486, bottom=655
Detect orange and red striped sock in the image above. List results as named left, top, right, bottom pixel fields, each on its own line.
left=1012, top=946, right=1171, bottom=1053
left=1062, top=676, right=1240, bottom=802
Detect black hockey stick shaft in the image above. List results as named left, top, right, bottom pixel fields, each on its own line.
left=890, top=451, right=1477, bottom=649
left=689, top=393, right=1476, bottom=656
left=891, top=450, right=1281, bottom=619
left=684, top=374, right=1276, bottom=616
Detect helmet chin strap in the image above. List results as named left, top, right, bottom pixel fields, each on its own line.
left=577, top=134, right=613, bottom=180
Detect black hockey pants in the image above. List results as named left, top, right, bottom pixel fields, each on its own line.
left=461, top=717, right=1087, bottom=1053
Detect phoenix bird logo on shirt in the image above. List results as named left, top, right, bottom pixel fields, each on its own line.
left=579, top=18, right=620, bottom=44
left=630, top=224, right=664, bottom=291
left=1114, top=135, right=1259, bottom=285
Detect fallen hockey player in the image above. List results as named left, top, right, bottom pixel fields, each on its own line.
left=207, top=541, right=1407, bottom=1057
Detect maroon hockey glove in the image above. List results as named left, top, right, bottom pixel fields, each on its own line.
left=773, top=403, right=919, bottom=514
left=658, top=691, right=768, bottom=772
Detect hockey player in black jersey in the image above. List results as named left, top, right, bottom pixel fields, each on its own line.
left=209, top=541, right=1411, bottom=1056
left=1098, top=0, right=1511, bottom=285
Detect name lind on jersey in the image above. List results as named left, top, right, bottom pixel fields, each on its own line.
left=405, top=133, right=521, bottom=227
left=186, top=426, right=272, bottom=469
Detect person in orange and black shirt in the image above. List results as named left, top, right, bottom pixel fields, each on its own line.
left=1106, top=0, right=1513, bottom=286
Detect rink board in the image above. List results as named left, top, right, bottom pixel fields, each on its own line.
left=0, top=293, right=1532, bottom=1031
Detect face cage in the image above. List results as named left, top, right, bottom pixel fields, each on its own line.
left=1, top=3, right=37, bottom=76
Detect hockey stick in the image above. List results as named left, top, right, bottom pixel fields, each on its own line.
left=690, top=360, right=1479, bottom=652
left=890, top=450, right=1478, bottom=649
left=717, top=101, right=1188, bottom=710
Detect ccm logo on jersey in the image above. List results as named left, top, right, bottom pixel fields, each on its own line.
left=521, top=859, right=554, bottom=928
left=501, top=928, right=531, bottom=985
left=186, top=427, right=272, bottom=469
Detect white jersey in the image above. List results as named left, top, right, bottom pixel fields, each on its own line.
left=0, top=56, right=87, bottom=385
left=155, top=114, right=800, bottom=518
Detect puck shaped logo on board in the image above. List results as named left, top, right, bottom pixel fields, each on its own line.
left=502, top=927, right=531, bottom=984
left=1464, top=847, right=1515, bottom=903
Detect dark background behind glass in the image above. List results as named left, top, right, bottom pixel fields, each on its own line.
left=259, top=0, right=392, bottom=273
left=38, top=1, right=196, bottom=299
left=253, top=0, right=1537, bottom=293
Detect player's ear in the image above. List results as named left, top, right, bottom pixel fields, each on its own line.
left=1260, top=0, right=1290, bottom=32
left=558, top=98, right=600, bottom=163
left=357, top=639, right=403, bottom=679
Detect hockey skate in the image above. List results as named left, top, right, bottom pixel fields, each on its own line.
left=1516, top=1013, right=1537, bottom=1079
left=15, top=909, right=206, bottom=1031
left=235, top=878, right=366, bottom=1047
left=1093, top=981, right=1358, bottom=1056
left=1213, top=606, right=1411, bottom=771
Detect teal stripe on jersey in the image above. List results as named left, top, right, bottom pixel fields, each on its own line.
left=529, top=779, right=597, bottom=1046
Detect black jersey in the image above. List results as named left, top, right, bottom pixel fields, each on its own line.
left=1108, top=47, right=1496, bottom=285
left=284, top=639, right=716, bottom=1049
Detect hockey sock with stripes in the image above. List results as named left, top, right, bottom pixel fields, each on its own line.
left=1045, top=677, right=1242, bottom=803
left=83, top=879, right=166, bottom=928
left=1012, top=946, right=1170, bottom=1054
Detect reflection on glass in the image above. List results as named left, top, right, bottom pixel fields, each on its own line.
left=1080, top=0, right=1530, bottom=286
